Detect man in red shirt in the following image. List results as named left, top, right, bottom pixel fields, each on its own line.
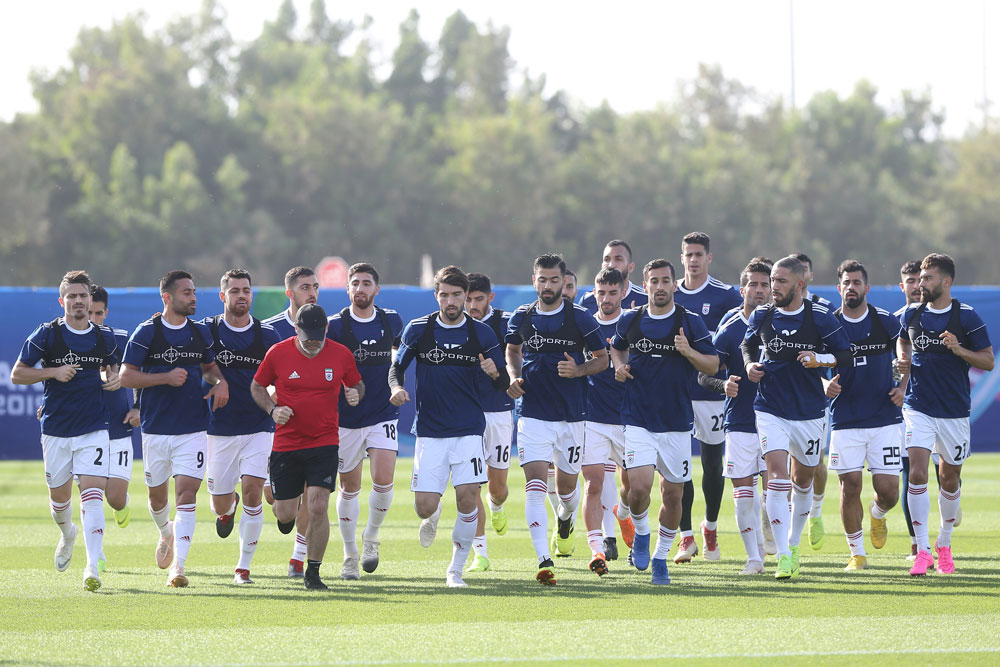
left=251, top=304, right=364, bottom=590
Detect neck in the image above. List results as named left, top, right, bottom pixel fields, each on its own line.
left=287, top=303, right=300, bottom=320
left=537, top=297, right=562, bottom=313
left=648, top=300, right=673, bottom=316
left=225, top=311, right=251, bottom=328
left=842, top=299, right=867, bottom=319
left=742, top=303, right=756, bottom=319
left=597, top=307, right=622, bottom=322
left=780, top=294, right=804, bottom=312
left=162, top=310, right=187, bottom=326
left=684, top=272, right=707, bottom=290
left=64, top=313, right=90, bottom=331
left=351, top=303, right=375, bottom=319
left=931, top=291, right=952, bottom=309
left=439, top=311, right=466, bottom=326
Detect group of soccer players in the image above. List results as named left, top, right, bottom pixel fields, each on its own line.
left=12, top=233, right=993, bottom=591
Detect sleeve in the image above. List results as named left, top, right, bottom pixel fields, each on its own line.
left=686, top=312, right=715, bottom=355
left=394, top=321, right=419, bottom=371
left=712, top=329, right=731, bottom=370
left=123, top=323, right=153, bottom=367
left=881, top=312, right=901, bottom=343
left=103, top=328, right=120, bottom=365
left=505, top=309, right=525, bottom=345
left=898, top=308, right=911, bottom=341
left=698, top=373, right=727, bottom=394
left=262, top=325, right=283, bottom=349
left=577, top=310, right=606, bottom=352
left=389, top=313, right=404, bottom=347
left=17, top=324, right=48, bottom=366
left=325, top=317, right=340, bottom=342
left=962, top=308, right=992, bottom=350
left=741, top=309, right=763, bottom=367
left=819, top=311, right=851, bottom=352
left=340, top=346, right=362, bottom=387
left=253, top=348, right=277, bottom=387
left=197, top=323, right=215, bottom=363
left=611, top=312, right=633, bottom=351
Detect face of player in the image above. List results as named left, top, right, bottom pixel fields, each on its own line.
left=644, top=268, right=675, bottom=309
left=88, top=302, right=108, bottom=326
left=533, top=268, right=564, bottom=306
left=918, top=267, right=949, bottom=303
left=801, top=262, right=814, bottom=286
left=295, top=328, right=326, bottom=357
left=59, top=284, right=92, bottom=324
left=466, top=290, right=493, bottom=321
left=165, top=278, right=197, bottom=317
left=221, top=278, right=252, bottom=317
left=348, top=272, right=379, bottom=310
left=562, top=276, right=578, bottom=301
left=740, top=272, right=770, bottom=310
left=436, top=283, right=466, bottom=324
left=602, top=245, right=634, bottom=281
left=837, top=271, right=869, bottom=309
left=594, top=281, right=623, bottom=318
left=900, top=272, right=920, bottom=305
left=681, top=243, right=710, bottom=280
left=770, top=267, right=803, bottom=309
left=287, top=275, right=319, bottom=311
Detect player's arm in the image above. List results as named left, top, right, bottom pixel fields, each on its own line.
left=343, top=379, right=365, bottom=406
left=559, top=348, right=608, bottom=379
left=697, top=372, right=728, bottom=395
left=945, top=340, right=994, bottom=371
left=250, top=378, right=293, bottom=424
left=505, top=342, right=526, bottom=397
left=120, top=363, right=188, bottom=388
left=10, top=361, right=80, bottom=384
left=741, top=330, right=765, bottom=382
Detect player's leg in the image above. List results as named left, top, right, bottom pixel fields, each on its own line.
left=336, top=427, right=366, bottom=579
left=444, top=436, right=487, bottom=587
left=483, top=412, right=512, bottom=536
left=600, top=461, right=617, bottom=555
left=363, top=427, right=399, bottom=573
left=106, top=437, right=133, bottom=531
left=233, top=432, right=269, bottom=584
left=786, top=418, right=823, bottom=571
left=866, top=424, right=902, bottom=553
left=902, top=409, right=935, bottom=575
left=553, top=422, right=584, bottom=557
left=516, top=417, right=559, bottom=578
left=581, top=423, right=611, bottom=573
left=207, top=435, right=241, bottom=539
left=624, top=426, right=658, bottom=571
left=71, top=431, right=110, bottom=590
left=725, top=432, right=764, bottom=573
left=809, top=445, right=829, bottom=549
left=142, top=434, right=174, bottom=570
left=757, top=413, right=796, bottom=576
left=830, top=428, right=866, bottom=569
left=699, top=442, right=724, bottom=561
left=167, top=431, right=207, bottom=587
left=933, top=417, right=969, bottom=574
left=412, top=436, right=447, bottom=547
left=650, top=432, right=690, bottom=584
left=41, top=435, right=78, bottom=573
left=900, top=447, right=917, bottom=558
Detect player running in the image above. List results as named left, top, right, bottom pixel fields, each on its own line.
left=578, top=240, right=648, bottom=313
left=326, top=263, right=404, bottom=580
left=389, top=266, right=509, bottom=587
left=12, top=271, right=121, bottom=591
left=204, top=269, right=282, bottom=584
left=825, top=260, right=903, bottom=571
left=741, top=256, right=851, bottom=580
left=897, top=254, right=993, bottom=576
left=507, top=254, right=608, bottom=584
left=251, top=303, right=364, bottom=590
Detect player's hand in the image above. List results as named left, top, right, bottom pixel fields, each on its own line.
left=204, top=379, right=229, bottom=410
left=746, top=362, right=765, bottom=382
left=389, top=387, right=410, bottom=406
left=125, top=408, right=140, bottom=427
left=939, top=331, right=962, bottom=354
left=888, top=386, right=905, bottom=407
left=101, top=366, right=121, bottom=392
left=798, top=351, right=821, bottom=368
left=507, top=377, right=526, bottom=398
left=164, top=368, right=187, bottom=387
left=478, top=353, right=498, bottom=379
left=36, top=405, right=43, bottom=421
left=895, top=351, right=910, bottom=376
left=344, top=386, right=360, bottom=406
left=557, top=352, right=580, bottom=378
left=52, top=364, right=81, bottom=383
left=825, top=373, right=841, bottom=398
left=271, top=405, right=294, bottom=425
left=674, top=327, right=691, bottom=356
left=614, top=363, right=634, bottom=383
left=724, top=375, right=740, bottom=397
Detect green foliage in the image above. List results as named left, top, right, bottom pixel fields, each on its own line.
left=2, top=8, right=998, bottom=287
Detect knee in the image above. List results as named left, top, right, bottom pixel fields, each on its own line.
left=839, top=477, right=862, bottom=498
left=414, top=496, right=438, bottom=519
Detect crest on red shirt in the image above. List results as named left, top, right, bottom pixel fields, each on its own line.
left=325, top=368, right=333, bottom=381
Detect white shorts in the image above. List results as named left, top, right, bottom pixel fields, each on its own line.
left=484, top=411, right=514, bottom=470
left=584, top=421, right=626, bottom=467
left=142, top=431, right=208, bottom=487
left=108, top=436, right=134, bottom=481
left=411, top=435, right=487, bottom=495
left=206, top=432, right=272, bottom=495
left=624, top=426, right=692, bottom=484
left=830, top=424, right=903, bottom=475
left=899, top=423, right=940, bottom=464
left=516, top=417, right=585, bottom=475
left=692, top=400, right=726, bottom=445
left=756, top=412, right=826, bottom=467
left=724, top=431, right=762, bottom=479
left=41, top=430, right=111, bottom=487
left=338, top=420, right=399, bottom=474
left=903, top=408, right=971, bottom=466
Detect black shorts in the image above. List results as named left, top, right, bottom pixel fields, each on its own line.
left=268, top=445, right=339, bottom=501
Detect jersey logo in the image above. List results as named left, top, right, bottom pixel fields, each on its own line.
left=765, top=335, right=813, bottom=354
left=288, top=371, right=300, bottom=379
left=325, top=368, right=333, bottom=381
left=525, top=333, right=578, bottom=351
left=633, top=337, right=675, bottom=354
left=702, top=303, right=711, bottom=315
left=912, top=332, right=936, bottom=351
left=216, top=349, right=235, bottom=366
left=161, top=346, right=180, bottom=364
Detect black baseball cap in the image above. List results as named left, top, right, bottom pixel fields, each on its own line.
left=295, top=303, right=328, bottom=341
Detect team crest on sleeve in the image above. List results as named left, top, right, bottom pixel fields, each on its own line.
left=702, top=303, right=711, bottom=315
left=324, top=368, right=333, bottom=381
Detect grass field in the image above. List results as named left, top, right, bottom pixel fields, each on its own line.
left=1, top=455, right=999, bottom=666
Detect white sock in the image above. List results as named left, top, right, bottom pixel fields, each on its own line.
left=587, top=529, right=603, bottom=555
left=846, top=529, right=866, bottom=557
left=173, top=503, right=197, bottom=568
left=871, top=499, right=889, bottom=520
left=557, top=485, right=579, bottom=522
left=910, top=535, right=917, bottom=546
left=601, top=464, right=617, bottom=536
left=734, top=486, right=761, bottom=562
left=216, top=496, right=236, bottom=518
left=363, top=482, right=393, bottom=542
left=789, top=483, right=812, bottom=548
left=937, top=487, right=961, bottom=548
left=631, top=508, right=650, bottom=536
left=79, top=488, right=105, bottom=568
left=767, top=480, right=792, bottom=557
left=753, top=488, right=765, bottom=557
left=811, top=492, right=825, bottom=518
left=908, top=483, right=931, bottom=552
left=680, top=530, right=693, bottom=539
left=337, top=490, right=361, bottom=557
left=546, top=468, right=559, bottom=517
left=237, top=504, right=263, bottom=570
left=472, top=535, right=488, bottom=558
left=50, top=499, right=73, bottom=537
left=292, top=532, right=308, bottom=562
left=525, top=480, right=551, bottom=562
left=448, top=509, right=478, bottom=573
left=149, top=501, right=171, bottom=539
left=704, top=520, right=718, bottom=531
left=653, top=524, right=677, bottom=560
left=488, top=496, right=503, bottom=513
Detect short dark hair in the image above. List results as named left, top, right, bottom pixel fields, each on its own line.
left=533, top=253, right=566, bottom=275
left=642, top=259, right=675, bottom=280
left=682, top=232, right=711, bottom=252
left=90, top=284, right=109, bottom=306
left=348, top=262, right=380, bottom=285
left=836, top=259, right=868, bottom=284
left=740, top=261, right=772, bottom=288
left=606, top=240, right=633, bottom=260
left=564, top=269, right=577, bottom=281
left=750, top=256, right=774, bottom=267
left=774, top=256, right=806, bottom=277
left=284, top=266, right=315, bottom=291
left=467, top=272, right=492, bottom=295
left=221, top=268, right=252, bottom=290
left=900, top=259, right=921, bottom=276
left=59, top=270, right=91, bottom=296
left=433, top=265, right=470, bottom=293
left=595, top=267, right=625, bottom=287
left=160, top=270, right=193, bottom=294
left=791, top=253, right=813, bottom=271
left=921, top=253, right=955, bottom=279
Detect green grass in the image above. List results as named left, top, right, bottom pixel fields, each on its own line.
left=1, top=455, right=999, bottom=666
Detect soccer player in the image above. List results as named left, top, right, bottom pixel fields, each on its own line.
left=578, top=240, right=648, bottom=313
left=326, top=263, right=404, bottom=579
left=464, top=272, right=515, bottom=573
left=12, top=271, right=121, bottom=591
left=507, top=254, right=608, bottom=584
left=741, top=256, right=851, bottom=580
left=120, top=270, right=230, bottom=588
left=698, top=259, right=772, bottom=574
left=262, top=266, right=319, bottom=577
left=583, top=268, right=634, bottom=562
left=897, top=253, right=993, bottom=576
left=251, top=303, right=364, bottom=590
left=825, top=260, right=903, bottom=571
left=610, top=259, right=719, bottom=585
left=562, top=270, right=579, bottom=301
left=389, top=266, right=509, bottom=587
left=203, top=269, right=282, bottom=584
left=674, top=232, right=742, bottom=562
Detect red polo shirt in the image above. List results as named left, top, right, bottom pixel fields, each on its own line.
left=254, top=338, right=362, bottom=451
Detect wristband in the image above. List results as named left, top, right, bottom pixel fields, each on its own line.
left=268, top=405, right=278, bottom=418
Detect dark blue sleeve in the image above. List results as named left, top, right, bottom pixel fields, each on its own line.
left=898, top=307, right=912, bottom=341
left=325, top=317, right=342, bottom=342
left=879, top=311, right=901, bottom=343
left=686, top=313, right=716, bottom=355
left=712, top=327, right=731, bottom=368
left=818, top=310, right=851, bottom=352
left=505, top=309, right=525, bottom=344
left=744, top=308, right=763, bottom=341
left=18, top=324, right=48, bottom=366
left=123, top=322, right=154, bottom=366
left=262, top=324, right=283, bottom=348
left=101, top=327, right=120, bottom=365
left=195, top=322, right=216, bottom=363
left=476, top=321, right=505, bottom=369
left=390, top=312, right=404, bottom=346
left=962, top=308, right=992, bottom=350
left=611, top=311, right=635, bottom=351
left=576, top=309, right=606, bottom=352
left=395, top=321, right=420, bottom=371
